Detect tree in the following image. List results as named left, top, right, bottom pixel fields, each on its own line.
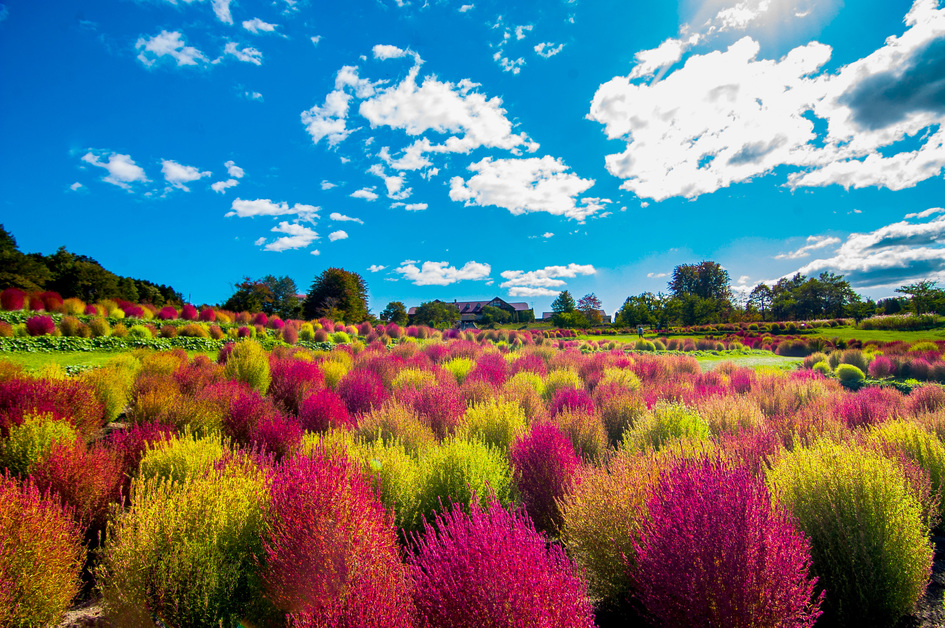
left=224, top=278, right=275, bottom=314
left=259, top=275, right=301, bottom=319
left=748, top=284, right=773, bottom=321
left=380, top=301, right=408, bottom=326
left=551, top=291, right=576, bottom=314
left=576, top=293, right=603, bottom=325
left=616, top=292, right=666, bottom=328
left=668, top=261, right=732, bottom=302
left=303, top=268, right=369, bottom=322
left=411, top=300, right=459, bottom=328
left=897, top=281, right=945, bottom=316
left=480, top=305, right=511, bottom=327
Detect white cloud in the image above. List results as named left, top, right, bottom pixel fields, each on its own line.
left=81, top=151, right=149, bottom=190
left=774, top=235, right=842, bottom=260
left=225, top=160, right=244, bottom=178
left=70, top=182, right=83, bottom=191
left=311, top=36, right=322, bottom=46
left=224, top=42, right=263, bottom=65
left=395, top=260, right=492, bottom=286
left=330, top=212, right=364, bottom=224
left=226, top=198, right=319, bottom=221
left=265, top=222, right=319, bottom=252
left=310, top=249, right=321, bottom=256
left=459, top=4, right=474, bottom=11
left=906, top=207, right=945, bottom=220
left=242, top=18, right=278, bottom=34
left=373, top=44, right=410, bottom=60
left=212, top=0, right=233, bottom=24
left=499, top=263, right=596, bottom=297
left=534, top=42, right=564, bottom=58
left=543, top=232, right=554, bottom=238
left=243, top=91, right=264, bottom=101
left=321, top=180, right=337, bottom=190
left=368, top=264, right=387, bottom=272
left=790, top=212, right=945, bottom=289
left=212, top=179, right=239, bottom=193
left=647, top=272, right=669, bottom=278
left=592, top=0, right=945, bottom=200
left=493, top=51, right=525, bottom=74
left=328, top=230, right=349, bottom=242
left=351, top=187, right=379, bottom=201
left=367, top=163, right=412, bottom=199
left=254, top=237, right=267, bottom=246
left=136, top=30, right=207, bottom=68
left=404, top=203, right=427, bottom=211
left=160, top=159, right=210, bottom=191
left=449, top=156, right=599, bottom=221
left=300, top=66, right=377, bottom=147
left=515, top=25, right=533, bottom=40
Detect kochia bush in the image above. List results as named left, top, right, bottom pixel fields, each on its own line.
left=632, top=457, right=822, bottom=628
left=25, top=315, right=55, bottom=336
left=410, top=500, right=595, bottom=628
left=223, top=339, right=271, bottom=394
left=509, top=422, right=580, bottom=534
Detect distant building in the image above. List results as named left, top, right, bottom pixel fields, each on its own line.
left=408, top=297, right=533, bottom=325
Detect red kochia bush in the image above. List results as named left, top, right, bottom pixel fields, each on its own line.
left=0, top=377, right=104, bottom=437
left=25, top=315, right=55, bottom=336
left=156, top=306, right=178, bottom=320
left=868, top=355, right=896, bottom=379
left=299, top=388, right=355, bottom=432
left=199, top=307, right=217, bottom=322
left=269, top=358, right=324, bottom=416
left=410, top=500, right=595, bottom=628
left=632, top=458, right=822, bottom=628
left=261, top=452, right=414, bottom=626
left=0, top=288, right=26, bottom=311
left=397, top=384, right=465, bottom=439
left=338, top=369, right=388, bottom=416
left=251, top=414, right=304, bottom=461
left=466, top=353, right=508, bottom=387
left=509, top=423, right=580, bottom=534
left=180, top=304, right=198, bottom=320
left=221, top=384, right=282, bottom=445
left=549, top=387, right=595, bottom=417
left=836, top=386, right=904, bottom=429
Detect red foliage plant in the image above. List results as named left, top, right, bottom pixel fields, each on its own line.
left=396, top=383, right=465, bottom=439
left=509, top=423, right=580, bottom=534
left=410, top=499, right=595, bottom=628
left=260, top=451, right=414, bottom=626
left=174, top=355, right=225, bottom=396
left=180, top=304, right=198, bottom=321
left=0, top=376, right=104, bottom=438
left=38, top=291, right=63, bottom=312
left=107, top=422, right=176, bottom=482
left=632, top=457, right=822, bottom=628
left=282, top=324, right=299, bottom=345
left=338, top=369, right=389, bottom=416
left=299, top=388, right=356, bottom=432
left=269, top=358, right=325, bottom=416
left=220, top=384, right=282, bottom=445
left=549, top=387, right=596, bottom=417
left=466, top=352, right=508, bottom=387
left=199, top=308, right=217, bottom=322
left=157, top=306, right=178, bottom=321
left=251, top=414, right=303, bottom=462
left=25, top=315, right=55, bottom=336
left=268, top=317, right=285, bottom=330
left=908, top=384, right=945, bottom=416
left=0, top=288, right=26, bottom=311
left=510, top=353, right=548, bottom=378
left=253, top=312, right=269, bottom=327
left=869, top=356, right=896, bottom=379
left=836, top=386, right=904, bottom=429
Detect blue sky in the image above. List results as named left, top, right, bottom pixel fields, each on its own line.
left=2, top=0, right=944, bottom=316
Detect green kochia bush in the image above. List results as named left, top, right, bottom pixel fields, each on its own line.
left=0, top=413, right=78, bottom=477
left=224, top=339, right=271, bottom=394
left=769, top=441, right=933, bottom=626
left=623, top=402, right=710, bottom=452
left=99, top=459, right=270, bottom=627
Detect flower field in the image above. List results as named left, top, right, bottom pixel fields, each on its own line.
left=1, top=321, right=945, bottom=627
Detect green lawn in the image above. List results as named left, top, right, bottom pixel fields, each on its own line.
left=697, top=354, right=803, bottom=371
left=806, top=326, right=945, bottom=343
left=0, top=349, right=217, bottom=372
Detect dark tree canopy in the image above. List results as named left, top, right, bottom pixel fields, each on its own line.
left=411, top=300, right=459, bottom=328
left=668, top=261, right=732, bottom=302
left=303, top=267, right=369, bottom=323
left=380, top=301, right=408, bottom=326
left=551, top=290, right=576, bottom=314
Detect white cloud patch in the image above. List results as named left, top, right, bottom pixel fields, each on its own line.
left=70, top=182, right=84, bottom=191
left=300, top=66, right=377, bottom=146
left=906, top=207, right=945, bottom=220
left=395, top=260, right=491, bottom=286
left=243, top=91, right=264, bottom=101
left=774, top=235, right=842, bottom=259
left=212, top=0, right=233, bottom=24
left=449, top=156, right=599, bottom=221
left=404, top=203, right=427, bottom=211
left=500, top=263, right=597, bottom=297
left=328, top=230, right=349, bottom=242
left=311, top=249, right=321, bottom=256
left=81, top=151, right=149, bottom=190
left=212, top=179, right=239, bottom=193
left=543, top=232, right=554, bottom=238
left=211, top=160, right=243, bottom=193
left=321, top=180, right=336, bottom=190
left=264, top=222, right=319, bottom=252
left=225, top=160, right=244, bottom=178
left=254, top=237, right=267, bottom=246
left=160, top=160, right=210, bottom=192
left=330, top=212, right=364, bottom=224
left=591, top=0, right=945, bottom=200
left=311, top=36, right=322, bottom=46
left=790, top=211, right=945, bottom=289
left=226, top=198, right=319, bottom=222
left=242, top=18, right=278, bottom=34
left=136, top=30, right=207, bottom=68
left=515, top=25, right=533, bottom=40
left=647, top=272, right=669, bottom=278
left=368, top=264, right=387, bottom=272
left=351, top=187, right=379, bottom=201
left=493, top=51, right=525, bottom=74
left=459, top=4, right=474, bottom=11
left=534, top=42, right=564, bottom=58
left=224, top=42, right=263, bottom=65
left=373, top=44, right=411, bottom=60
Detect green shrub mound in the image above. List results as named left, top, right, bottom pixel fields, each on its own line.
left=769, top=441, right=932, bottom=626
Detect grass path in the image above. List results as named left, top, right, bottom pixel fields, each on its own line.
left=0, top=349, right=216, bottom=372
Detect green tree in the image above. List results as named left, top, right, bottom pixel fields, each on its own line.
left=411, top=300, right=459, bottom=328
left=616, top=292, right=666, bottom=328
left=896, top=281, right=945, bottom=315
left=223, top=278, right=274, bottom=314
left=551, top=290, right=576, bottom=314
left=0, top=225, right=51, bottom=291
left=303, top=267, right=369, bottom=322
left=380, top=301, right=408, bottom=326
left=259, top=275, right=301, bottom=319
left=576, top=293, right=603, bottom=325
left=480, top=305, right=511, bottom=327
left=748, top=284, right=773, bottom=321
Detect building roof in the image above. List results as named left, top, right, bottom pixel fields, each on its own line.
left=409, top=297, right=531, bottom=316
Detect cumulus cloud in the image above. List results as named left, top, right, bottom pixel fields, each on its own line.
left=534, top=42, right=564, bottom=58
left=351, top=187, right=379, bottom=201
left=69, top=182, right=83, bottom=191
left=395, top=260, right=492, bottom=286
left=499, top=263, right=596, bottom=297
left=136, top=30, right=207, bottom=67
left=212, top=179, right=239, bottom=193
left=404, top=203, right=427, bottom=211
left=254, top=237, right=267, bottom=246
left=264, top=222, right=319, bottom=252
left=789, top=211, right=945, bottom=288
left=906, top=207, right=945, bottom=220
left=328, top=230, right=349, bottom=242
left=330, top=212, right=364, bottom=224
left=242, top=18, right=278, bottom=34
left=300, top=66, right=377, bottom=146
left=226, top=198, right=319, bottom=222
left=459, top=4, right=474, bottom=11
left=372, top=44, right=418, bottom=61
left=81, top=151, right=149, bottom=190
left=225, top=160, right=244, bottom=178
left=311, top=249, right=321, bottom=256
left=212, top=0, right=233, bottom=24
left=224, top=42, right=263, bottom=65
left=160, top=159, right=210, bottom=191
left=591, top=0, right=945, bottom=200
left=449, top=156, right=600, bottom=221
left=647, top=272, right=669, bottom=278
left=368, top=264, right=387, bottom=272
left=774, top=235, right=842, bottom=259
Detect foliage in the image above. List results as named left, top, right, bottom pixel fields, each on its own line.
left=0, top=413, right=78, bottom=476
left=768, top=441, right=933, bottom=626
left=380, top=301, right=409, bottom=326
left=410, top=499, right=595, bottom=628
left=509, top=423, right=580, bottom=534
left=303, top=267, right=369, bottom=323
left=224, top=339, right=271, bottom=394
left=411, top=300, right=459, bottom=328
left=338, top=369, right=389, bottom=416
left=623, top=402, right=711, bottom=452
left=459, top=398, right=528, bottom=451
left=0, top=474, right=84, bottom=628
left=633, top=457, right=822, bottom=628
left=551, top=290, right=576, bottom=314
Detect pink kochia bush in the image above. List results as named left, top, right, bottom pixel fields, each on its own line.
left=0, top=287, right=26, bottom=311
left=25, top=315, right=55, bottom=336
left=156, top=306, right=178, bottom=320
left=409, top=500, right=595, bottom=628
left=268, top=358, right=324, bottom=415
left=632, top=458, right=822, bottom=628
left=338, top=369, right=388, bottom=416
left=509, top=423, right=581, bottom=534
left=261, top=452, right=414, bottom=626
left=180, top=304, right=198, bottom=320
left=299, top=388, right=354, bottom=432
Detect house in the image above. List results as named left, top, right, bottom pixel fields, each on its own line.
left=408, top=297, right=534, bottom=324
left=541, top=309, right=613, bottom=324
